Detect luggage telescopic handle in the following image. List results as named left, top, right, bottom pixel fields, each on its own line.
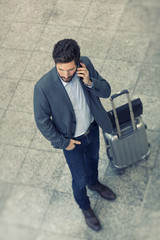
left=110, top=89, right=136, bottom=137
left=110, top=89, right=129, bottom=100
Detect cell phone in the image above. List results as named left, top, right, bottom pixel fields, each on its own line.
left=78, top=59, right=83, bottom=68
left=77, top=60, right=83, bottom=80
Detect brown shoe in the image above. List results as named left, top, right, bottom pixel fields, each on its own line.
left=82, top=208, right=101, bottom=231
left=88, top=181, right=117, bottom=201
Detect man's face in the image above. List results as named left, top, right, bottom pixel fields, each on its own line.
left=56, top=60, right=77, bottom=83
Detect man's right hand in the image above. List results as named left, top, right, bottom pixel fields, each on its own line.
left=65, top=139, right=81, bottom=150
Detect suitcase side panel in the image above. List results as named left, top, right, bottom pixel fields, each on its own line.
left=106, top=118, right=149, bottom=168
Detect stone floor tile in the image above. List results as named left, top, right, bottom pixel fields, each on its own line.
left=0, top=77, right=19, bottom=109
left=93, top=198, right=139, bottom=240
left=92, top=0, right=128, bottom=3
left=118, top=2, right=159, bottom=33
left=48, top=0, right=90, bottom=27
left=42, top=191, right=83, bottom=233
left=16, top=149, right=65, bottom=190
left=98, top=159, right=109, bottom=182
left=0, top=22, right=11, bottom=45
left=2, top=22, right=44, bottom=51
left=103, top=161, right=153, bottom=205
left=137, top=132, right=160, bottom=169
left=107, top=32, right=150, bottom=62
left=145, top=44, right=160, bottom=65
left=147, top=131, right=160, bottom=151
left=133, top=212, right=160, bottom=240
left=0, top=110, right=36, bottom=147
left=0, top=143, right=5, bottom=158
left=133, top=153, right=160, bottom=240
left=152, top=17, right=160, bottom=45
left=132, top=94, right=160, bottom=131
left=134, top=64, right=160, bottom=99
left=89, top=58, right=105, bottom=73
left=0, top=108, right=5, bottom=122
left=0, top=184, right=52, bottom=228
left=101, top=59, right=143, bottom=94
left=0, top=0, right=19, bottom=21
left=0, top=48, right=32, bottom=78
left=42, top=190, right=97, bottom=238
left=152, top=32, right=160, bottom=47
left=8, top=80, right=35, bottom=113
left=0, top=181, right=13, bottom=212
left=83, top=2, right=126, bottom=30
left=0, top=224, right=39, bottom=240
left=14, top=0, right=55, bottom=23
left=35, top=25, right=78, bottom=53
left=142, top=152, right=160, bottom=212
left=22, top=51, right=54, bottom=81
left=76, top=28, right=114, bottom=58
left=36, top=230, right=85, bottom=240
left=0, top=145, right=28, bottom=183
left=55, top=164, right=72, bottom=194
left=129, top=0, right=160, bottom=6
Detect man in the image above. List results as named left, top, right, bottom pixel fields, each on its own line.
left=33, top=39, right=116, bottom=231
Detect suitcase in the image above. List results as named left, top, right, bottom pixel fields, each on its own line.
left=103, top=90, right=150, bottom=172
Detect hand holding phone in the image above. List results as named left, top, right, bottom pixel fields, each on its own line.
left=77, top=62, right=92, bottom=86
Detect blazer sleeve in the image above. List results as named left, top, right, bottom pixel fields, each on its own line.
left=33, top=84, right=70, bottom=149
left=83, top=57, right=111, bottom=98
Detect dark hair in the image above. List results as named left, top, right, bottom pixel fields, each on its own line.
left=52, top=39, right=80, bottom=66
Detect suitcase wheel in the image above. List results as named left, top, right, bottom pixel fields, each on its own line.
left=116, top=168, right=125, bottom=175
left=110, top=163, right=126, bottom=175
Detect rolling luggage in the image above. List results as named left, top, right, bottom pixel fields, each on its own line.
left=103, top=90, right=150, bottom=172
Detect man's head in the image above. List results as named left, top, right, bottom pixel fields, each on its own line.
left=52, top=39, right=80, bottom=83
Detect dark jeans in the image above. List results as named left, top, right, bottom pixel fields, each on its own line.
left=63, top=122, right=100, bottom=210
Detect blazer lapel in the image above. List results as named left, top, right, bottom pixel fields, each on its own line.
left=51, top=68, right=75, bottom=117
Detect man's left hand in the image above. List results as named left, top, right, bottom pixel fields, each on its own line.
left=77, top=62, right=92, bottom=86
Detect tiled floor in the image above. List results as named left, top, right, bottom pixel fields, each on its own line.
left=0, top=0, right=160, bottom=239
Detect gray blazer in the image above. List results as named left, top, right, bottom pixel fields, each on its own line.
left=33, top=56, right=113, bottom=149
